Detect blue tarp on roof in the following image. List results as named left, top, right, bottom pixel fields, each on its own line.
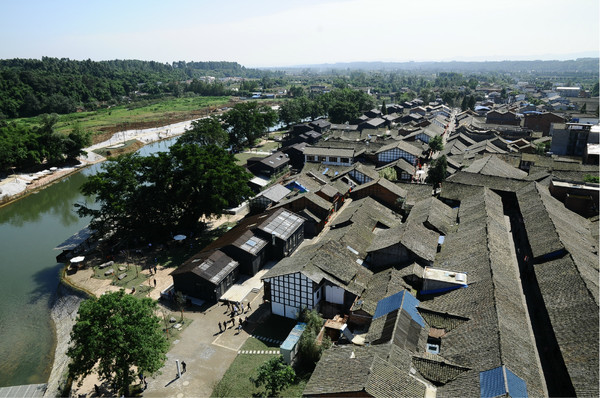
left=505, top=367, right=528, bottom=398
left=480, top=366, right=528, bottom=398
left=285, top=181, right=308, bottom=194
left=373, top=290, right=425, bottom=327
left=373, top=291, right=404, bottom=319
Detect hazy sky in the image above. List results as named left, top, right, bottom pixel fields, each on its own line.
left=1, top=0, right=598, bottom=67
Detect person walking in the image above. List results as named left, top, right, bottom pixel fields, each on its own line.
left=241, top=302, right=245, bottom=313
left=181, top=361, right=187, bottom=373
left=218, top=321, right=222, bottom=332
left=247, top=301, right=251, bottom=312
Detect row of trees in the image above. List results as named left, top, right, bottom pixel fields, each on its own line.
left=0, top=58, right=277, bottom=119
left=279, top=88, right=375, bottom=125
left=0, top=114, right=90, bottom=173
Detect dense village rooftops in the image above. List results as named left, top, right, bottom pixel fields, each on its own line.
left=329, top=123, right=359, bottom=131
left=262, top=239, right=372, bottom=297
left=362, top=117, right=386, bottom=128
left=303, top=345, right=426, bottom=398
left=352, top=268, right=413, bottom=315
left=303, top=146, right=355, bottom=157
left=367, top=221, right=439, bottom=263
left=237, top=231, right=268, bottom=255
left=350, top=177, right=408, bottom=198
left=464, top=154, right=528, bottom=179
left=375, top=139, right=423, bottom=156
left=253, top=184, right=291, bottom=203
left=171, top=249, right=238, bottom=285
left=405, top=196, right=457, bottom=235
left=257, top=208, right=304, bottom=241
left=516, top=183, right=599, bottom=301
left=274, top=191, right=332, bottom=213
left=415, top=189, right=546, bottom=397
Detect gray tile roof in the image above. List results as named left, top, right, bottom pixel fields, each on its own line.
left=303, top=146, right=355, bottom=158
left=534, top=255, right=599, bottom=396
left=464, top=155, right=528, bottom=179
left=367, top=222, right=439, bottom=263
left=405, top=197, right=458, bottom=235
left=303, top=345, right=427, bottom=398
left=350, top=177, right=409, bottom=201
left=412, top=354, right=471, bottom=385
left=418, top=189, right=546, bottom=397
left=254, top=184, right=291, bottom=203
left=516, top=183, right=599, bottom=298
left=445, top=171, right=529, bottom=193
left=352, top=268, right=413, bottom=315
left=375, top=139, right=424, bottom=157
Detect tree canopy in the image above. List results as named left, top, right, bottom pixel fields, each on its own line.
left=67, top=290, right=169, bottom=396
left=223, top=102, right=277, bottom=149
left=0, top=114, right=90, bottom=173
left=428, top=135, right=444, bottom=153
left=0, top=58, right=280, bottom=119
left=297, top=309, right=331, bottom=370
left=251, top=356, right=295, bottom=397
left=426, top=155, right=448, bottom=188
left=76, top=143, right=253, bottom=242
left=177, top=116, right=228, bottom=147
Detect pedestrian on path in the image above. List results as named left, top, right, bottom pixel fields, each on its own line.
left=218, top=321, right=222, bottom=332
left=181, top=361, right=187, bottom=373
left=143, top=376, right=148, bottom=391
left=247, top=301, right=251, bottom=311
left=241, top=302, right=245, bottom=313
left=154, top=279, right=157, bottom=287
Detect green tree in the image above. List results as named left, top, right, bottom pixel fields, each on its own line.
left=175, top=291, right=186, bottom=321
left=428, top=135, right=444, bottom=153
left=380, top=100, right=387, bottom=115
left=328, top=101, right=359, bottom=124
left=426, top=155, right=448, bottom=188
left=279, top=100, right=301, bottom=127
left=76, top=144, right=253, bottom=241
left=288, top=85, right=305, bottom=98
left=580, top=103, right=587, bottom=114
left=297, top=309, right=331, bottom=370
left=67, top=290, right=169, bottom=396
left=467, top=95, right=476, bottom=110
left=251, top=356, right=295, bottom=397
left=177, top=116, right=228, bottom=147
left=591, top=82, right=599, bottom=97
left=223, top=102, right=277, bottom=149
left=460, top=96, right=468, bottom=112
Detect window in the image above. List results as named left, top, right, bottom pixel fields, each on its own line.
left=340, top=157, right=349, bottom=163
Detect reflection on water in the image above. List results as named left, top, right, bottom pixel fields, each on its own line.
left=0, top=138, right=176, bottom=387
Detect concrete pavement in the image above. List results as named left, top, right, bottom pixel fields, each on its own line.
left=143, top=286, right=267, bottom=397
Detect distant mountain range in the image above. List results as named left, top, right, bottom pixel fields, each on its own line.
left=266, top=58, right=599, bottom=74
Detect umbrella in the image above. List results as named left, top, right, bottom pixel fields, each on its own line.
left=173, top=234, right=187, bottom=241
left=70, top=256, right=85, bottom=263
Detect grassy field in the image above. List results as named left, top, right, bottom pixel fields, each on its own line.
left=212, top=315, right=308, bottom=398
left=234, top=152, right=267, bottom=166
left=15, top=95, right=233, bottom=140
